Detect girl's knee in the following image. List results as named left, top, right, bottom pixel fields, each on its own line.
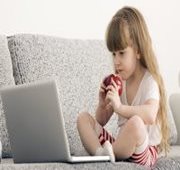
left=77, top=112, right=89, bottom=124
left=127, top=115, right=146, bottom=139
left=128, top=115, right=144, bottom=128
left=77, top=112, right=95, bottom=127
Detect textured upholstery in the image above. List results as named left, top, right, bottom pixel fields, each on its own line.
left=169, top=93, right=180, bottom=145
left=0, top=35, right=15, bottom=157
left=1, top=156, right=180, bottom=170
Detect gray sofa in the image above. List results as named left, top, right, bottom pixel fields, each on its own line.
left=0, top=34, right=180, bottom=169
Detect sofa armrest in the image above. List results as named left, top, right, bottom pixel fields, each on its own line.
left=169, top=93, right=180, bottom=145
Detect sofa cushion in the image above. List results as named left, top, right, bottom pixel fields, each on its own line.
left=1, top=156, right=180, bottom=169
left=167, top=105, right=178, bottom=145
left=169, top=93, right=180, bottom=145
left=0, top=35, right=15, bottom=157
left=0, top=158, right=148, bottom=169
left=7, top=34, right=114, bottom=156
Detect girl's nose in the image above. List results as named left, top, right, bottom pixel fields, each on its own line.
left=114, top=55, right=121, bottom=65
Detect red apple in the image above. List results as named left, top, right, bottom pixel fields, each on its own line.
left=103, top=74, right=123, bottom=96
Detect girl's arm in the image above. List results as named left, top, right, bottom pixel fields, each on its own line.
left=95, top=103, right=114, bottom=127
left=106, top=78, right=159, bottom=125
left=95, top=81, right=114, bottom=127
left=115, top=99, right=159, bottom=124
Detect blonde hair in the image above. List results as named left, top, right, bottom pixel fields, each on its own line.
left=106, top=6, right=170, bottom=154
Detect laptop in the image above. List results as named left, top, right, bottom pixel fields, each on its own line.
left=0, top=79, right=110, bottom=163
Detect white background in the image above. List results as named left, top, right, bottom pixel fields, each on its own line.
left=0, top=0, right=179, bottom=96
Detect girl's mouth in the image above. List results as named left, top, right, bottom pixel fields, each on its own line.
left=115, top=70, right=126, bottom=80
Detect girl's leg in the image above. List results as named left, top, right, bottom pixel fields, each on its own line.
left=77, top=112, right=102, bottom=155
left=112, top=115, right=147, bottom=160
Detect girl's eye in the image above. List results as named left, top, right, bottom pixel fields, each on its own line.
left=119, top=51, right=125, bottom=55
left=112, top=52, right=116, bottom=56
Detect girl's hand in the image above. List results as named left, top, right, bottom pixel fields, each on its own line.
left=105, top=79, right=122, bottom=113
left=98, top=82, right=107, bottom=107
left=99, top=82, right=112, bottom=109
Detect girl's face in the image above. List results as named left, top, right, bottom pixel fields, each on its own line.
left=112, top=46, right=140, bottom=80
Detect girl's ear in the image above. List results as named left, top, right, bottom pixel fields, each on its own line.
left=133, top=46, right=140, bottom=59
left=137, top=53, right=140, bottom=59
left=135, top=49, right=140, bottom=59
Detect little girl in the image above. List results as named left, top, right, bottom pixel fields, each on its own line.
left=77, top=6, right=169, bottom=168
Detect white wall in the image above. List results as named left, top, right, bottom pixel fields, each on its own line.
left=0, top=0, right=179, bottom=96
